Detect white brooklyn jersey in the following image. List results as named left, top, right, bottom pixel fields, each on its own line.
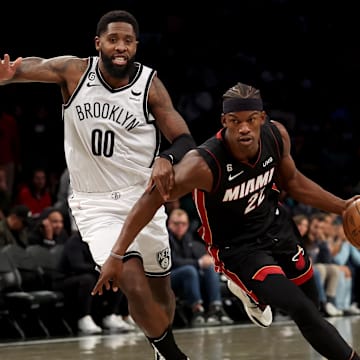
left=63, top=57, right=160, bottom=192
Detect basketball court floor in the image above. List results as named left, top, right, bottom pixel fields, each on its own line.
left=1, top=315, right=360, bottom=360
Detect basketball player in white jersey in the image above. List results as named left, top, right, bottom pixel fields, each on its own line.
left=0, top=10, right=193, bottom=360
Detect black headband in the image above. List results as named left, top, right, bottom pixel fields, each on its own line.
left=222, top=98, right=263, bottom=113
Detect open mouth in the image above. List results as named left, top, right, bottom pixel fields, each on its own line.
left=113, top=56, right=127, bottom=65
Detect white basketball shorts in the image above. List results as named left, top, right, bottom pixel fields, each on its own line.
left=68, top=185, right=171, bottom=276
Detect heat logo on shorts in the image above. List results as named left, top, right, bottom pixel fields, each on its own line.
left=292, top=245, right=305, bottom=270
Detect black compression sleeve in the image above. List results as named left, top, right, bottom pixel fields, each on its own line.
left=159, top=133, right=196, bottom=164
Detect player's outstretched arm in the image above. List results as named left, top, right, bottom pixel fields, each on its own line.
left=0, top=54, right=83, bottom=85
left=113, top=150, right=210, bottom=257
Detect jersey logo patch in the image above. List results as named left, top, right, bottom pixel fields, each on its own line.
left=131, top=89, right=142, bottom=96
left=88, top=72, right=96, bottom=81
left=87, top=82, right=100, bottom=87
left=292, top=245, right=306, bottom=270
left=157, top=248, right=170, bottom=270
left=262, top=157, right=273, bottom=167
left=228, top=171, right=244, bottom=181
left=111, top=191, right=121, bottom=200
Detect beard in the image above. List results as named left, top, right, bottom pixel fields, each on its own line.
left=100, top=51, right=136, bottom=78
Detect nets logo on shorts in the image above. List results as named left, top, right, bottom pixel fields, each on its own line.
left=157, top=248, right=170, bottom=270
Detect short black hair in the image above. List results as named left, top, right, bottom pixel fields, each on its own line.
left=96, top=10, right=139, bottom=39
left=222, top=82, right=261, bottom=101
left=9, top=205, right=32, bottom=225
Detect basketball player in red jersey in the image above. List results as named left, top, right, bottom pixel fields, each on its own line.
left=94, top=82, right=360, bottom=359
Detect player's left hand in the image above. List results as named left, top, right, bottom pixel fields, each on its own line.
left=146, top=157, right=174, bottom=201
left=344, top=195, right=360, bottom=215
left=91, top=256, right=123, bottom=296
left=0, top=54, right=22, bottom=81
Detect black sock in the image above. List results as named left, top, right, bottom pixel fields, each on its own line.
left=147, top=326, right=188, bottom=360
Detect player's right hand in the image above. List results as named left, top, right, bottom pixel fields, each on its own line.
left=146, top=156, right=174, bottom=201
left=91, top=255, right=123, bottom=296
left=0, top=54, right=22, bottom=81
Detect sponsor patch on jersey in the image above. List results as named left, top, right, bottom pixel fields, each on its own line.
left=87, top=82, right=100, bottom=87
left=262, top=156, right=273, bottom=167
left=228, top=170, right=244, bottom=181
left=88, top=72, right=96, bottom=81
left=157, top=247, right=170, bottom=270
left=131, top=89, right=142, bottom=96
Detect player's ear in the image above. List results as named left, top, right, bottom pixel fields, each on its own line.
left=260, top=111, right=267, bottom=125
left=221, top=113, right=226, bottom=127
left=95, top=36, right=100, bottom=51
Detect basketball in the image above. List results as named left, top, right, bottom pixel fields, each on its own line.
left=343, top=199, right=360, bottom=248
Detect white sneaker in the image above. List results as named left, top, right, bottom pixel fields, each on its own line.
left=78, top=315, right=102, bottom=334
left=324, top=302, right=343, bottom=317
left=121, top=315, right=138, bottom=330
left=227, top=280, right=273, bottom=328
left=348, top=303, right=360, bottom=315
left=103, top=314, right=133, bottom=332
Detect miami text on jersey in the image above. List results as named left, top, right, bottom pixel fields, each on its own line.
left=223, top=167, right=275, bottom=202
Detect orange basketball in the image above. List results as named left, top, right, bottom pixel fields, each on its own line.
left=343, top=199, right=360, bottom=248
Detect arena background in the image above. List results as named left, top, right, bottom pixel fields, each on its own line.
left=0, top=0, right=359, bottom=199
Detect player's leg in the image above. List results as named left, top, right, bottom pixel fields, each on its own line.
left=226, top=279, right=272, bottom=327
left=121, top=257, right=188, bottom=360
left=148, top=275, right=176, bottom=324
left=216, top=244, right=273, bottom=328
left=253, top=274, right=360, bottom=360
left=71, top=193, right=189, bottom=359
left=121, top=257, right=171, bottom=334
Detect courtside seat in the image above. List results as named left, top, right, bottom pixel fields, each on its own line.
left=0, top=251, right=44, bottom=339
left=1, top=244, right=72, bottom=337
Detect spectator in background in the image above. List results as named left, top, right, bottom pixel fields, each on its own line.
left=58, top=231, right=133, bottom=334
left=15, top=167, right=52, bottom=218
left=332, top=221, right=360, bottom=315
left=293, top=213, right=334, bottom=317
left=303, top=212, right=343, bottom=316
left=292, top=213, right=309, bottom=239
left=0, top=167, right=12, bottom=219
left=54, top=167, right=77, bottom=235
left=28, top=207, right=69, bottom=247
left=0, top=102, right=21, bottom=197
left=168, top=208, right=232, bottom=327
left=0, top=204, right=32, bottom=248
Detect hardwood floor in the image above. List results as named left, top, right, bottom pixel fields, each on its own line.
left=1, top=316, right=360, bottom=359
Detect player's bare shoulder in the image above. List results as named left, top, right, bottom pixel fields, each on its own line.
left=269, top=119, right=287, bottom=134
left=63, top=56, right=88, bottom=74
left=50, top=56, right=88, bottom=80
left=148, top=75, right=172, bottom=108
left=269, top=119, right=291, bottom=155
left=54, top=57, right=88, bottom=100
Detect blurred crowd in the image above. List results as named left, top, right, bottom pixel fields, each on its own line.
left=1, top=0, right=359, bottom=339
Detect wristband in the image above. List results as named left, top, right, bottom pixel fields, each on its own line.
left=159, top=133, right=196, bottom=165
left=110, top=251, right=125, bottom=260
